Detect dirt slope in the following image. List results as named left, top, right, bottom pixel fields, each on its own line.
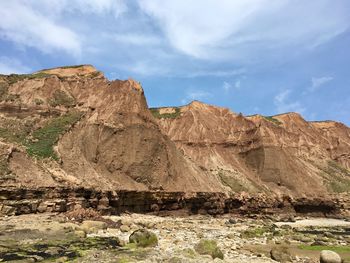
left=153, top=102, right=350, bottom=196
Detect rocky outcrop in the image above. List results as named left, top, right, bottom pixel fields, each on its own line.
left=0, top=186, right=348, bottom=217
left=154, top=102, right=350, bottom=197
left=0, top=65, right=349, bottom=217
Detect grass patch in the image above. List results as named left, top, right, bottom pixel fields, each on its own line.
left=263, top=116, right=282, bottom=125
left=150, top=107, right=181, bottom=119
left=0, top=112, right=83, bottom=160
left=0, top=82, right=20, bottom=102
left=328, top=179, right=350, bottom=193
left=89, top=71, right=101, bottom=78
left=54, top=65, right=88, bottom=69
left=49, top=90, right=76, bottom=107
left=298, top=245, right=350, bottom=253
left=320, top=160, right=350, bottom=193
left=0, top=73, right=52, bottom=85
left=328, top=160, right=350, bottom=176
left=26, top=111, right=83, bottom=159
left=241, top=226, right=271, bottom=238
left=0, top=119, right=33, bottom=144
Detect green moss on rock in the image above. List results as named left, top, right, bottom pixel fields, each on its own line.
left=194, top=239, right=224, bottom=260
left=129, top=229, right=158, bottom=248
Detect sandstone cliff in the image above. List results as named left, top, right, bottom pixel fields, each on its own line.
left=153, top=102, right=350, bottom=197
left=0, top=66, right=222, bottom=192
left=0, top=65, right=349, bottom=200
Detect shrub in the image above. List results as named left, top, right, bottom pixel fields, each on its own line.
left=49, top=90, right=76, bottom=107
left=150, top=107, right=181, bottom=119
left=263, top=116, right=282, bottom=125
left=5, top=72, right=51, bottom=85
left=26, top=111, right=83, bottom=159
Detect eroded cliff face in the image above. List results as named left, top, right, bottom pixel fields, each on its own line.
left=0, top=66, right=222, bottom=193
left=0, top=65, right=349, bottom=217
left=154, top=102, right=350, bottom=197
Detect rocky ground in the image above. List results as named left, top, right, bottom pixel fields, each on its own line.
left=0, top=211, right=350, bottom=262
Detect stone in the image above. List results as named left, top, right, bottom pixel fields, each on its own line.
left=228, top=218, right=237, bottom=224
left=44, top=247, right=64, bottom=257
left=270, top=248, right=292, bottom=263
left=129, top=229, right=158, bottom=247
left=324, top=232, right=335, bottom=238
left=312, top=240, right=328, bottom=246
left=80, top=220, right=107, bottom=234
left=320, top=250, right=341, bottom=263
left=74, top=230, right=87, bottom=238
left=1, top=205, right=15, bottom=215
left=120, top=224, right=130, bottom=232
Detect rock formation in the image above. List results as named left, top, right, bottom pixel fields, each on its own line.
left=0, top=65, right=349, bottom=216
left=154, top=102, right=350, bottom=197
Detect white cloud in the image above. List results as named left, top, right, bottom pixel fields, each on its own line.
left=138, top=0, right=349, bottom=60
left=274, top=89, right=305, bottom=114
left=310, top=76, right=334, bottom=91
left=116, top=60, right=171, bottom=76
left=109, top=33, right=161, bottom=46
left=235, top=80, right=241, bottom=89
left=223, top=82, right=231, bottom=92
left=181, top=89, right=212, bottom=104
left=0, top=1, right=81, bottom=56
left=223, top=80, right=241, bottom=92
left=72, top=0, right=127, bottom=17
left=0, top=57, right=31, bottom=74
left=27, top=0, right=127, bottom=18
left=186, top=68, right=246, bottom=78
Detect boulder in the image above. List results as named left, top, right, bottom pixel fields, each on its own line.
left=80, top=220, right=107, bottom=234
left=129, top=229, right=158, bottom=247
left=120, top=224, right=130, bottom=232
left=270, top=247, right=292, bottom=263
left=319, top=250, right=341, bottom=263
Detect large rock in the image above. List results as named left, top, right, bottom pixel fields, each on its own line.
left=80, top=220, right=107, bottom=234
left=270, top=247, right=292, bottom=263
left=320, top=250, right=342, bottom=263
left=129, top=229, right=158, bottom=247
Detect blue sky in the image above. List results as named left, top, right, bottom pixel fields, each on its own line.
left=0, top=0, right=349, bottom=125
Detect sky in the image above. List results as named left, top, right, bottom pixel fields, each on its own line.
left=0, top=0, right=349, bottom=125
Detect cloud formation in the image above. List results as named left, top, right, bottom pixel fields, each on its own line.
left=0, top=56, right=31, bottom=74
left=310, top=76, right=334, bottom=91
left=0, top=2, right=81, bottom=56
left=181, top=89, right=212, bottom=104
left=274, top=89, right=305, bottom=114
left=138, top=0, right=349, bottom=61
